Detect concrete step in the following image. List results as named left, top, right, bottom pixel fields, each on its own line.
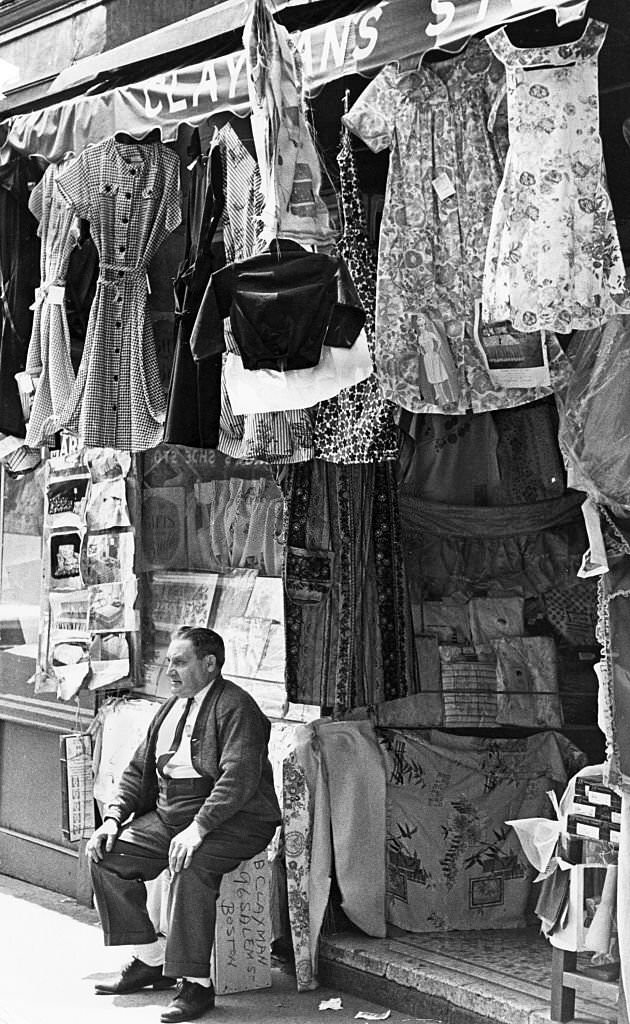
left=319, top=931, right=618, bottom=1024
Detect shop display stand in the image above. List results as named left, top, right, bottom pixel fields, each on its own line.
left=550, top=946, right=625, bottom=1023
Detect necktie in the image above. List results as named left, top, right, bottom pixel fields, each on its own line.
left=157, top=698, right=194, bottom=776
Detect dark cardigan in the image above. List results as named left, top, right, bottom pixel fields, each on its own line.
left=105, top=676, right=281, bottom=836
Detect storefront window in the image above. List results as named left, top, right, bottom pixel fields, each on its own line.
left=0, top=463, right=44, bottom=696
left=139, top=446, right=286, bottom=711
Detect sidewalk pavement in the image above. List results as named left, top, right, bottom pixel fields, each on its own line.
left=0, top=874, right=427, bottom=1024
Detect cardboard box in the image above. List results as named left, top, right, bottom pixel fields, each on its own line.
left=211, top=854, right=272, bottom=994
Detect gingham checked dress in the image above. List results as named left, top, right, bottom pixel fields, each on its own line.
left=25, top=159, right=81, bottom=447
left=54, top=137, right=181, bottom=451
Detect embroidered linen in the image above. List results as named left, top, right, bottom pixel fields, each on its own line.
left=483, top=21, right=629, bottom=333
left=54, top=138, right=182, bottom=451
left=381, top=729, right=583, bottom=932
left=25, top=161, right=81, bottom=447
left=344, top=40, right=556, bottom=414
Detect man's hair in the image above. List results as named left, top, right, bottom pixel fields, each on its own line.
left=172, top=626, right=225, bottom=667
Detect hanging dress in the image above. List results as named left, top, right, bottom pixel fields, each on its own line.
left=482, top=20, right=629, bottom=333
left=204, top=125, right=316, bottom=464
left=344, top=39, right=557, bottom=415
left=54, top=137, right=182, bottom=451
left=163, top=134, right=225, bottom=448
left=25, top=160, right=81, bottom=447
left=313, top=124, right=398, bottom=464
left=0, top=155, right=40, bottom=438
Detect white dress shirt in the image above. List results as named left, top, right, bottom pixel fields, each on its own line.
left=155, top=682, right=213, bottom=778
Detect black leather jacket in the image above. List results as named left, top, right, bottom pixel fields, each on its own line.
left=190, top=238, right=366, bottom=372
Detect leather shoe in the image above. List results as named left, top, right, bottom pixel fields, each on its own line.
left=95, top=958, right=177, bottom=995
left=160, top=980, right=215, bottom=1022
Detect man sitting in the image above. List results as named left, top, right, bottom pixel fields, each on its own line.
left=86, top=626, right=281, bottom=1022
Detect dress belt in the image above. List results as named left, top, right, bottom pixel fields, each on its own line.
left=98, top=262, right=148, bottom=288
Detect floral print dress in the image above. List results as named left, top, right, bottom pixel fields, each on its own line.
left=344, top=39, right=557, bottom=415
left=483, top=20, right=629, bottom=333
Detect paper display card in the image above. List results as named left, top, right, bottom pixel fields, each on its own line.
left=474, top=301, right=550, bottom=389
left=88, top=633, right=131, bottom=690
left=88, top=580, right=137, bottom=633
left=149, top=572, right=218, bottom=631
left=256, top=621, right=285, bottom=682
left=142, top=487, right=188, bottom=570
left=244, top=576, right=284, bottom=623
left=52, top=639, right=91, bottom=700
left=222, top=616, right=272, bottom=678
left=85, top=448, right=131, bottom=483
left=80, top=531, right=135, bottom=586
left=49, top=591, right=91, bottom=637
left=49, top=529, right=84, bottom=590
left=210, top=568, right=259, bottom=630
left=86, top=479, right=131, bottom=531
left=46, top=475, right=89, bottom=518
left=60, top=732, right=95, bottom=842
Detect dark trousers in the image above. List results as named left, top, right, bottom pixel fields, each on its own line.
left=90, top=787, right=276, bottom=979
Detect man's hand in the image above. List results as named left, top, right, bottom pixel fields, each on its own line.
left=169, top=821, right=204, bottom=873
left=86, top=819, right=119, bottom=863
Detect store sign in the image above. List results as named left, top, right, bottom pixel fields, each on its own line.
left=137, top=0, right=580, bottom=120
left=138, top=2, right=392, bottom=122
left=8, top=0, right=576, bottom=162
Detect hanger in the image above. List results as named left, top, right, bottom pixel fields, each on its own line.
left=502, top=6, right=590, bottom=48
left=114, top=127, right=162, bottom=146
left=396, top=37, right=469, bottom=73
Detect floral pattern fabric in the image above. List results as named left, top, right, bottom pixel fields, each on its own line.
left=380, top=728, right=585, bottom=932
left=483, top=20, right=629, bottom=333
left=313, top=126, right=398, bottom=463
left=344, top=40, right=556, bottom=415
left=279, top=460, right=413, bottom=712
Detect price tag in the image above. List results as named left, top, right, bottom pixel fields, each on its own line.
left=432, top=172, right=456, bottom=200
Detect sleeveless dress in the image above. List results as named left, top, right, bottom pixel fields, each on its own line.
left=483, top=20, right=629, bottom=333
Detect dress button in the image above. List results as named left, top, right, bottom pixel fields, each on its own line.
left=112, top=403, right=117, bottom=411
left=129, top=168, right=136, bottom=176
left=122, top=217, right=128, bottom=224
left=119, top=245, right=125, bottom=253
left=117, top=296, right=122, bottom=302
left=117, top=270, right=124, bottom=278
left=125, top=191, right=132, bottom=199
left=114, top=348, right=120, bottom=354
left=113, top=375, right=118, bottom=382
left=115, top=321, right=122, bottom=328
